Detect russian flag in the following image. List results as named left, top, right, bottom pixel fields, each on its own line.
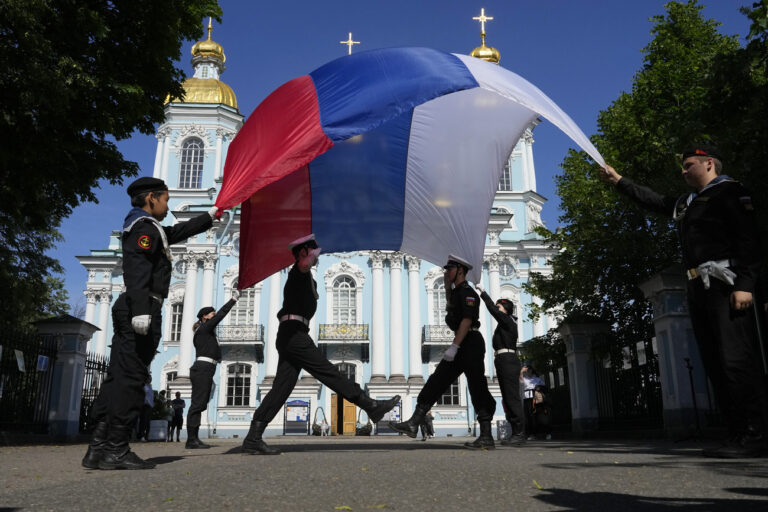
left=216, top=47, right=603, bottom=288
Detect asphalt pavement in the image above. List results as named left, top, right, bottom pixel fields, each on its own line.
left=1, top=435, right=767, bottom=511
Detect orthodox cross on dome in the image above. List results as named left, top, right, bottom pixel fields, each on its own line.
left=472, top=8, right=494, bottom=35
left=340, top=32, right=361, bottom=55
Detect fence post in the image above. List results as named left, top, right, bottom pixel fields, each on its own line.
left=639, top=264, right=708, bottom=439
left=35, top=315, right=99, bottom=441
left=559, top=321, right=607, bottom=434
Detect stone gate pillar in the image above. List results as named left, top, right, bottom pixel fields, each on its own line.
left=559, top=321, right=607, bottom=433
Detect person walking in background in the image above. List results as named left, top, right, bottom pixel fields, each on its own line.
left=600, top=145, right=766, bottom=457
left=521, top=364, right=545, bottom=440
left=390, top=255, right=497, bottom=450
left=170, top=392, right=186, bottom=442
left=475, top=284, right=526, bottom=446
left=82, top=177, right=217, bottom=470
left=185, top=290, right=240, bottom=449
left=137, top=378, right=154, bottom=442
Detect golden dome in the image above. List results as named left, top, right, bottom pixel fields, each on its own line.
left=191, top=18, right=225, bottom=62
left=168, top=77, right=238, bottom=109
left=470, top=42, right=500, bottom=64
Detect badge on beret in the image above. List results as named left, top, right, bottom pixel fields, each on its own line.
left=138, top=235, right=152, bottom=249
left=740, top=196, right=754, bottom=211
left=465, top=296, right=476, bottom=306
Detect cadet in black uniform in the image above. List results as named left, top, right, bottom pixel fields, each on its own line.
left=82, top=177, right=217, bottom=470
left=185, top=292, right=239, bottom=449
left=390, top=255, right=497, bottom=449
left=241, top=234, right=400, bottom=455
left=474, top=284, right=525, bottom=446
left=600, top=145, right=766, bottom=457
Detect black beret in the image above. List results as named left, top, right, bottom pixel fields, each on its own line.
left=127, top=177, right=168, bottom=198
left=681, top=144, right=721, bottom=162
left=197, top=306, right=215, bottom=320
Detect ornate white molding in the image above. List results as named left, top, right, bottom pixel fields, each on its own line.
left=369, top=251, right=386, bottom=270
left=424, top=266, right=444, bottom=289
left=526, top=202, right=544, bottom=232
left=405, top=255, right=420, bottom=272
left=487, top=253, right=500, bottom=272
left=84, top=289, right=99, bottom=303
left=389, top=253, right=403, bottom=270
left=174, top=124, right=211, bottom=147
left=324, top=261, right=366, bottom=287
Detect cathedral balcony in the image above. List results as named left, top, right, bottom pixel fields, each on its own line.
left=217, top=324, right=265, bottom=363
left=317, top=324, right=370, bottom=343
left=421, top=325, right=454, bottom=363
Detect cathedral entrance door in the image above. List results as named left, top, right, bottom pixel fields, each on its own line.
left=330, top=394, right=356, bottom=435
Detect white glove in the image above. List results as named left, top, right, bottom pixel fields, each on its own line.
left=207, top=206, right=219, bottom=219
left=131, top=315, right=152, bottom=335
left=231, top=288, right=241, bottom=301
left=475, top=283, right=484, bottom=294
left=442, top=343, right=459, bottom=362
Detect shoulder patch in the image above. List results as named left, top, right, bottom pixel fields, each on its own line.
left=465, top=296, right=477, bottom=307
left=137, top=235, right=152, bottom=250
left=739, top=196, right=754, bottom=211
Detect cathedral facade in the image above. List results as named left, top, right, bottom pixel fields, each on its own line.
left=78, top=25, right=559, bottom=438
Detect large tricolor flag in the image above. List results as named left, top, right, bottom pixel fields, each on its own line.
left=215, top=47, right=604, bottom=288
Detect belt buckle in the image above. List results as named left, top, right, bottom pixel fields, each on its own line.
left=687, top=268, right=698, bottom=280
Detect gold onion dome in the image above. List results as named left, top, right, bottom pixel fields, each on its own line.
left=470, top=40, right=500, bottom=64
left=166, top=19, right=238, bottom=110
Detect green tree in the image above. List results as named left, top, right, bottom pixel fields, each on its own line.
left=0, top=0, right=221, bottom=329
left=527, top=1, right=744, bottom=347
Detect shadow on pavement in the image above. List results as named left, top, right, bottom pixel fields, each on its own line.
left=533, top=487, right=768, bottom=511
left=222, top=441, right=471, bottom=454
left=145, top=455, right=185, bottom=465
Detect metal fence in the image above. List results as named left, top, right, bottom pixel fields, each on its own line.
left=0, top=331, right=58, bottom=433
left=79, top=353, right=110, bottom=432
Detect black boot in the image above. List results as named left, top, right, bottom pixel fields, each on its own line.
left=360, top=394, right=402, bottom=423
left=389, top=404, right=428, bottom=438
left=501, top=421, right=526, bottom=447
left=465, top=420, right=495, bottom=450
left=242, top=420, right=280, bottom=455
left=98, top=424, right=156, bottom=470
left=185, top=426, right=211, bottom=449
left=703, top=425, right=765, bottom=458
left=81, top=420, right=109, bottom=469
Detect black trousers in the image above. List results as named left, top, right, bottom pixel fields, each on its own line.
left=418, top=331, right=496, bottom=422
left=252, top=321, right=367, bottom=423
left=187, top=360, right=216, bottom=429
left=687, top=278, right=767, bottom=431
left=90, top=293, right=162, bottom=427
left=494, top=352, right=524, bottom=433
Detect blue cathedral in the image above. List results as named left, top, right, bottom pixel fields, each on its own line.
left=77, top=22, right=560, bottom=438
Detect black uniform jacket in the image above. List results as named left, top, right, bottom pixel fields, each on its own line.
left=123, top=212, right=213, bottom=317
left=616, top=177, right=760, bottom=293
left=479, top=291, right=518, bottom=351
left=445, top=281, right=481, bottom=331
left=277, top=264, right=318, bottom=321
left=193, top=298, right=236, bottom=362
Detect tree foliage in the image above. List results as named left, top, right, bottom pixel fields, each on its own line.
left=527, top=1, right=767, bottom=348
left=0, top=0, right=221, bottom=328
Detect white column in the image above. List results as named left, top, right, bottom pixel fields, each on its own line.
left=388, top=253, right=404, bottom=381
left=266, top=272, right=281, bottom=378
left=406, top=256, right=423, bottom=381
left=487, top=256, right=501, bottom=378
left=160, top=130, right=171, bottom=184
left=152, top=131, right=165, bottom=178
left=95, top=290, right=112, bottom=357
left=310, top=268, right=318, bottom=339
left=370, top=251, right=387, bottom=381
left=201, top=254, right=217, bottom=308
left=179, top=254, right=199, bottom=378
left=84, top=290, right=97, bottom=353
left=525, top=132, right=537, bottom=193
left=214, top=129, right=224, bottom=181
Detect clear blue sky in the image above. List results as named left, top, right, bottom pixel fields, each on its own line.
left=53, top=0, right=753, bottom=312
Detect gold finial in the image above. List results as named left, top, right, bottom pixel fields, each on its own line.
left=207, top=17, right=213, bottom=40
left=470, top=8, right=500, bottom=64
left=340, top=32, right=360, bottom=55
left=473, top=8, right=494, bottom=36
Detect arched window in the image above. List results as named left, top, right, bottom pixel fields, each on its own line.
left=226, top=363, right=251, bottom=406
left=169, top=303, right=183, bottom=342
left=332, top=276, right=356, bottom=324
left=498, top=161, right=512, bottom=191
left=230, top=280, right=256, bottom=325
left=432, top=281, right=446, bottom=325
left=336, top=362, right=356, bottom=382
left=178, top=137, right=204, bottom=189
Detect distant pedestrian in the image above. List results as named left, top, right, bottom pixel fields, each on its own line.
left=137, top=379, right=154, bottom=441
left=521, top=365, right=549, bottom=440
left=170, top=392, right=186, bottom=442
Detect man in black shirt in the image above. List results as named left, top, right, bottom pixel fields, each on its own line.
left=600, top=145, right=766, bottom=457
left=241, top=234, right=400, bottom=455
left=185, top=291, right=239, bottom=449
left=475, top=285, right=525, bottom=446
left=390, top=255, right=497, bottom=449
left=82, top=177, right=217, bottom=470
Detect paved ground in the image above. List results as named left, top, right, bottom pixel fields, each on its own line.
left=1, top=435, right=767, bottom=511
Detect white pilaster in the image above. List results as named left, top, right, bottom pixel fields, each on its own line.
left=266, top=272, right=281, bottom=378
left=406, top=256, right=423, bottom=381
left=370, top=251, right=387, bottom=381
left=201, top=253, right=217, bottom=308
left=214, top=129, right=224, bottom=181
left=179, top=254, right=199, bottom=378
left=487, top=256, right=501, bottom=378
left=160, top=129, right=171, bottom=183
left=152, top=131, right=165, bottom=178
left=95, top=290, right=111, bottom=357
left=84, top=290, right=97, bottom=353
left=525, top=132, right=537, bottom=193
left=389, top=253, right=404, bottom=381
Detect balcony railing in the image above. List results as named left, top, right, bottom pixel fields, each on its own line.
left=421, top=325, right=454, bottom=345
left=216, top=324, right=264, bottom=344
left=317, top=324, right=369, bottom=343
